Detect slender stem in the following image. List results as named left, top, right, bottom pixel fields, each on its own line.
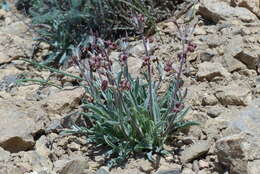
left=142, top=35, right=154, bottom=119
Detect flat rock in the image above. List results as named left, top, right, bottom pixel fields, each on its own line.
left=95, top=167, right=111, bottom=174
left=234, top=49, right=260, bottom=70
left=59, top=158, right=89, bottom=174
left=180, top=140, right=211, bottom=163
left=197, top=62, right=230, bottom=81
left=216, top=133, right=260, bottom=174
left=214, top=82, right=252, bottom=106
left=40, top=87, right=85, bottom=119
left=0, top=147, right=10, bottom=161
left=231, top=0, right=260, bottom=18
left=0, top=99, right=49, bottom=153
left=198, top=0, right=258, bottom=23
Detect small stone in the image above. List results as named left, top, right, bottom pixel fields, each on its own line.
left=60, top=159, right=89, bottom=174
left=202, top=93, right=218, bottom=106
left=67, top=142, right=81, bottom=151
left=206, top=106, right=223, bottom=118
left=0, top=146, right=10, bottom=161
left=199, top=160, right=209, bottom=169
left=180, top=141, right=211, bottom=163
left=197, top=169, right=211, bottom=174
left=192, top=160, right=199, bottom=172
left=155, top=169, right=181, bottom=174
left=95, top=167, right=110, bottom=174
left=181, top=168, right=195, bottom=174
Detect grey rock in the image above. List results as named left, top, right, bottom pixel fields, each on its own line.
left=60, top=159, right=89, bottom=174
left=215, top=99, right=260, bottom=174
left=216, top=133, right=260, bottom=174
left=156, top=169, right=181, bottom=174
left=96, top=167, right=111, bottom=174
left=221, top=36, right=247, bottom=73
left=206, top=106, right=223, bottom=118
left=181, top=168, right=195, bottom=174
left=230, top=98, right=260, bottom=136
left=0, top=147, right=10, bottom=161
left=180, top=141, right=211, bottom=163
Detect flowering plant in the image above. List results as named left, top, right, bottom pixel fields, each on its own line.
left=67, top=14, right=198, bottom=167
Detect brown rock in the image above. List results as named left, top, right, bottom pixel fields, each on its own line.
left=234, top=49, right=260, bottom=70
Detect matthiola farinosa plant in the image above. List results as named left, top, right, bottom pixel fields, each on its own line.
left=66, top=14, right=199, bottom=167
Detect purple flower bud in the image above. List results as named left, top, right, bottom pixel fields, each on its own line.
left=187, top=42, right=197, bottom=52
left=164, top=60, right=173, bottom=72
left=101, top=80, right=108, bottom=91
left=119, top=54, right=128, bottom=63
left=120, top=80, right=131, bottom=91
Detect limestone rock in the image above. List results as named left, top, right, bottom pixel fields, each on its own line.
left=0, top=99, right=49, bottom=153
left=215, top=82, right=252, bottom=106
left=40, top=87, right=85, bottom=119
left=60, top=159, right=89, bottom=174
left=0, top=147, right=10, bottom=161
left=181, top=168, right=195, bottom=174
left=180, top=141, right=211, bottom=163
left=0, top=32, right=34, bottom=64
left=231, top=0, right=260, bottom=18
left=0, top=165, right=24, bottom=174
left=221, top=36, right=247, bottom=72
left=215, top=99, right=260, bottom=174
left=198, top=0, right=258, bottom=23
left=216, top=133, right=260, bottom=174
left=95, top=167, right=111, bottom=174
left=197, top=62, right=230, bottom=81
left=234, top=49, right=260, bottom=70
left=230, top=98, right=260, bottom=136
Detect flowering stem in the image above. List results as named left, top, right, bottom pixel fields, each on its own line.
left=142, top=35, right=154, bottom=119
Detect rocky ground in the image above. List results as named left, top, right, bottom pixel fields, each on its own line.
left=0, top=0, right=260, bottom=174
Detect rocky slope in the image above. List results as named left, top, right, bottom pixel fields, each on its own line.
left=0, top=0, right=260, bottom=174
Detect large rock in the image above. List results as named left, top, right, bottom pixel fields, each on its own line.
left=0, top=32, right=33, bottom=64
left=215, top=98, right=260, bottom=174
left=198, top=0, right=258, bottom=23
left=216, top=133, right=260, bottom=174
left=214, top=81, right=252, bottom=106
left=197, top=62, right=230, bottom=81
left=234, top=49, right=260, bottom=70
left=221, top=36, right=247, bottom=72
left=40, top=87, right=85, bottom=119
left=0, top=99, right=49, bottom=152
left=231, top=0, right=260, bottom=18
left=59, top=158, right=89, bottom=174
left=180, top=140, right=211, bottom=163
